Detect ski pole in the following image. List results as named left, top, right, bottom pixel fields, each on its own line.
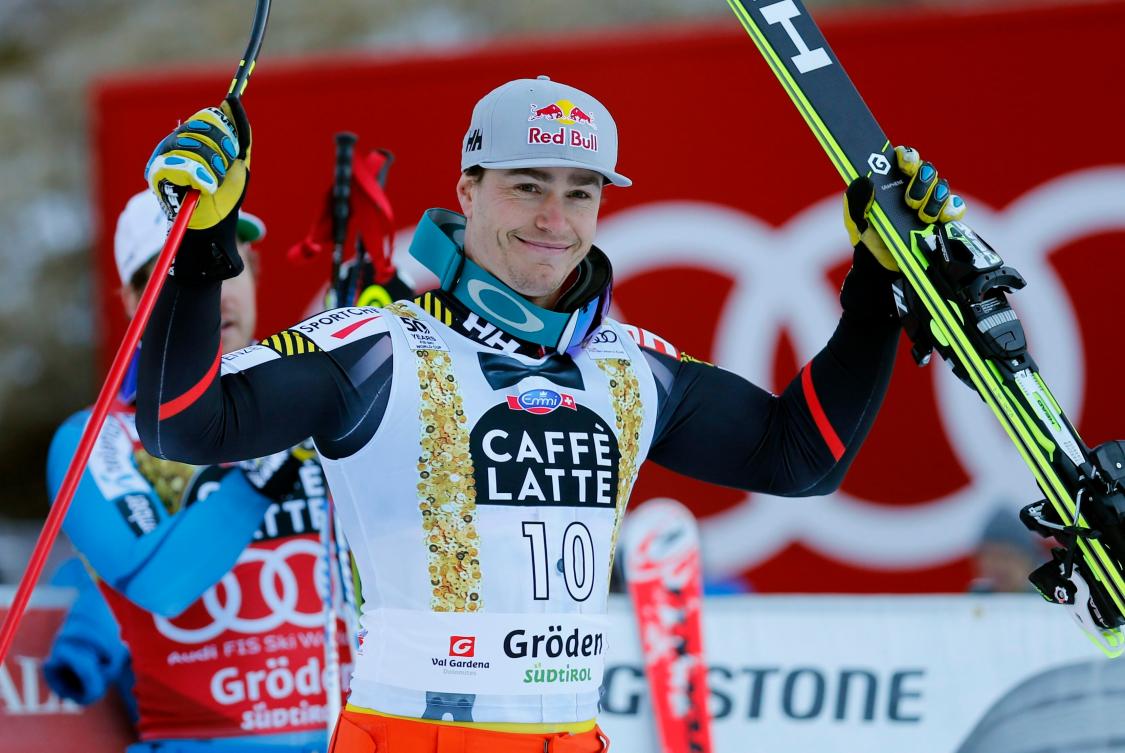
left=327, top=132, right=358, bottom=308
left=322, top=131, right=358, bottom=735
left=319, top=497, right=344, bottom=734
left=0, top=0, right=272, bottom=666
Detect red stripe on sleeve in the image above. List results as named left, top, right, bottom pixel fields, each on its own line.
left=801, top=364, right=845, bottom=461
left=158, top=343, right=222, bottom=421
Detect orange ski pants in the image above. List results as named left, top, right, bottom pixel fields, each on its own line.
left=328, top=710, right=610, bottom=753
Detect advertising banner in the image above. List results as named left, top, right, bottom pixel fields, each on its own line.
left=0, top=587, right=134, bottom=751
left=599, top=594, right=1110, bottom=752
left=3, top=590, right=1114, bottom=752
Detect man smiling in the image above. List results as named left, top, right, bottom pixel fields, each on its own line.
left=134, top=75, right=964, bottom=752
left=457, top=166, right=606, bottom=308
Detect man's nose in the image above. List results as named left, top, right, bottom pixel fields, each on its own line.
left=535, top=192, right=566, bottom=233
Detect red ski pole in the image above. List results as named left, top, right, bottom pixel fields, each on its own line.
left=0, top=0, right=271, bottom=665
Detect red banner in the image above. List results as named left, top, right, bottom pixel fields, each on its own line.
left=0, top=591, right=134, bottom=751
left=90, top=1, right=1125, bottom=593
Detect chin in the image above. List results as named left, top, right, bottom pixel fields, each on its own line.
left=525, top=267, right=575, bottom=297
left=497, top=272, right=552, bottom=301
left=519, top=281, right=557, bottom=298
left=220, top=331, right=245, bottom=355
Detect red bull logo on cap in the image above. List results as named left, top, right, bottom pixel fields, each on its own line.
left=527, top=126, right=598, bottom=153
left=528, top=100, right=598, bottom=130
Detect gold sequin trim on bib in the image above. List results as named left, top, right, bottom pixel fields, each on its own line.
left=133, top=450, right=197, bottom=514
left=388, top=303, right=482, bottom=612
left=594, top=356, right=644, bottom=560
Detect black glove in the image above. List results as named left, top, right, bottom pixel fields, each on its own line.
left=239, top=439, right=318, bottom=501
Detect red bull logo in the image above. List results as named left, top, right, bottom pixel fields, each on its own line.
left=528, top=100, right=598, bottom=130
left=528, top=103, right=564, bottom=121
left=567, top=106, right=596, bottom=129
left=528, top=127, right=598, bottom=153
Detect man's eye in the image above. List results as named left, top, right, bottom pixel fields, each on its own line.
left=569, top=190, right=592, bottom=200
left=515, top=183, right=540, bottom=193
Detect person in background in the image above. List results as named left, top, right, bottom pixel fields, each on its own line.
left=44, top=190, right=350, bottom=753
left=969, top=506, right=1043, bottom=593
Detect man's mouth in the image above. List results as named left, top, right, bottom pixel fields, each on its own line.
left=515, top=235, right=572, bottom=253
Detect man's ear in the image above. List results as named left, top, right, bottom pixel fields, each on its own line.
left=456, top=172, right=476, bottom=219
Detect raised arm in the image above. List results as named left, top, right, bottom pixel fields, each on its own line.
left=134, top=253, right=374, bottom=464
left=647, top=148, right=965, bottom=495
left=646, top=246, right=900, bottom=496
left=133, top=103, right=389, bottom=463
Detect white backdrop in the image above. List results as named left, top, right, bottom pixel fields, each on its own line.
left=599, top=594, right=1109, bottom=752
left=4, top=589, right=1116, bottom=751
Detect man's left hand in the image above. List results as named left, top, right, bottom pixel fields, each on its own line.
left=843, top=146, right=967, bottom=272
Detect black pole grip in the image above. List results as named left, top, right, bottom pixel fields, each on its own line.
left=223, top=95, right=252, bottom=161
left=222, top=0, right=270, bottom=161
left=227, top=0, right=271, bottom=100
left=332, top=132, right=358, bottom=246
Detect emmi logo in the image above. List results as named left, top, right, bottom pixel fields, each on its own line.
left=506, top=389, right=577, bottom=416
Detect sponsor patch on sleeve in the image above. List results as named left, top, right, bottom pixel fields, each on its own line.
left=259, top=329, right=321, bottom=357
left=621, top=324, right=679, bottom=359
left=584, top=325, right=631, bottom=360
left=88, top=415, right=153, bottom=501
left=220, top=343, right=280, bottom=376
left=397, top=315, right=450, bottom=352
left=293, top=306, right=390, bottom=352
left=114, top=493, right=161, bottom=536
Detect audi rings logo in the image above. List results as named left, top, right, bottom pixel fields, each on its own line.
left=589, top=330, right=619, bottom=345
left=154, top=539, right=325, bottom=644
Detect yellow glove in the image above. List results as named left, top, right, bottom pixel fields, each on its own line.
left=843, top=146, right=967, bottom=272
left=145, top=99, right=250, bottom=230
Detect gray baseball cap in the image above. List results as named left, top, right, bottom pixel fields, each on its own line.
left=461, top=75, right=631, bottom=187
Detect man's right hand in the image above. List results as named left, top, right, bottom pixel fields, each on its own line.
left=145, top=100, right=249, bottom=229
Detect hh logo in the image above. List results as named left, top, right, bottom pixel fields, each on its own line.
left=507, top=389, right=577, bottom=416
left=449, top=635, right=476, bottom=657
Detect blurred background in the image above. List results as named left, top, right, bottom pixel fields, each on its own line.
left=1, top=0, right=1122, bottom=594
left=4, top=1, right=1125, bottom=751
